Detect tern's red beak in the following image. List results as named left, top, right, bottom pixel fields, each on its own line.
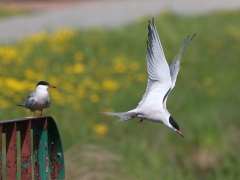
left=48, top=85, right=56, bottom=88
left=176, top=130, right=184, bottom=138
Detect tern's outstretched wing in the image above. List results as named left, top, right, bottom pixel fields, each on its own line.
left=170, top=34, right=196, bottom=89
left=137, top=19, right=172, bottom=109
left=163, top=34, right=196, bottom=108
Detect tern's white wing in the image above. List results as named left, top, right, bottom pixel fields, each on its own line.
left=163, top=34, right=196, bottom=108
left=137, top=19, right=172, bottom=109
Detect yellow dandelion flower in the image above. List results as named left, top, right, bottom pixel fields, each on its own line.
left=90, top=94, right=99, bottom=103
left=51, top=91, right=65, bottom=105
left=0, top=97, right=11, bottom=109
left=129, top=61, right=140, bottom=71
left=91, top=123, right=108, bottom=136
left=5, top=78, right=25, bottom=91
left=82, top=77, right=94, bottom=87
left=77, top=89, right=86, bottom=99
left=51, top=28, right=75, bottom=43
left=73, top=63, right=85, bottom=74
left=22, top=80, right=36, bottom=90
left=204, top=77, right=213, bottom=86
left=102, top=79, right=119, bottom=91
left=112, top=56, right=127, bottom=73
left=113, top=61, right=126, bottom=73
left=49, top=76, right=59, bottom=86
left=0, top=47, right=19, bottom=64
left=24, top=68, right=45, bottom=80
left=74, top=51, right=84, bottom=61
left=0, top=79, right=2, bottom=88
left=225, top=25, right=240, bottom=40
left=27, top=31, right=48, bottom=44
left=24, top=69, right=36, bottom=79
left=136, top=73, right=147, bottom=82
left=48, top=28, right=75, bottom=52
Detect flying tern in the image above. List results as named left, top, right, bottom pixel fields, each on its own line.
left=103, top=19, right=196, bottom=138
left=17, top=81, right=56, bottom=116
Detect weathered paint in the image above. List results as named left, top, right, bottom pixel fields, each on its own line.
left=48, top=118, right=65, bottom=179
left=0, top=124, right=2, bottom=179
left=5, top=122, right=17, bottom=180
left=0, top=116, right=65, bottom=180
left=33, top=118, right=49, bottom=180
left=50, top=145, right=63, bottom=178
left=20, top=120, right=32, bottom=180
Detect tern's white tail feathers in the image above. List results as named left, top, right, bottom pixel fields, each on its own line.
left=102, top=112, right=135, bottom=122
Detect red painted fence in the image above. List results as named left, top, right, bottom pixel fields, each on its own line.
left=0, top=116, right=65, bottom=179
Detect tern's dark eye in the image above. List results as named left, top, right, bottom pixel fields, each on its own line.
left=169, top=116, right=179, bottom=131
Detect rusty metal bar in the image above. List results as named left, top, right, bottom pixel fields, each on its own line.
left=0, top=116, right=65, bottom=179
left=48, top=118, right=65, bottom=179
left=33, top=118, right=49, bottom=180
left=0, top=124, right=2, bottom=180
left=5, top=122, right=17, bottom=180
left=20, top=120, right=32, bottom=180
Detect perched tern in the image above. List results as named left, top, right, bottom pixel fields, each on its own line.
left=17, top=81, right=56, bottom=116
left=103, top=19, right=196, bottom=138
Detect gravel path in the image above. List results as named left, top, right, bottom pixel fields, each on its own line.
left=0, top=0, right=240, bottom=43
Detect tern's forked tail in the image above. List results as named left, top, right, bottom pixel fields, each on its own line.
left=101, top=112, right=136, bottom=122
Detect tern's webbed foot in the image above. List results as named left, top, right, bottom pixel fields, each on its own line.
left=137, top=119, right=143, bottom=123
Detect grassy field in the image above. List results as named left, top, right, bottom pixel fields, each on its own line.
left=0, top=8, right=31, bottom=19
left=0, top=10, right=240, bottom=179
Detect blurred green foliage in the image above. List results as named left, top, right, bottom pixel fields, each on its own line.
left=0, top=8, right=30, bottom=19
left=0, top=10, right=240, bottom=180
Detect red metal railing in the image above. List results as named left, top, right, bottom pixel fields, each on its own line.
left=0, top=116, right=65, bottom=179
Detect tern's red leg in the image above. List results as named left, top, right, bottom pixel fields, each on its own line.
left=137, top=119, right=143, bottom=123
left=33, top=111, right=37, bottom=117
left=131, top=114, right=137, bottom=118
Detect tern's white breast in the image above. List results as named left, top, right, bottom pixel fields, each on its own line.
left=31, top=90, right=50, bottom=111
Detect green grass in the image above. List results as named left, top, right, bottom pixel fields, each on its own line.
left=0, top=10, right=240, bottom=179
left=0, top=8, right=31, bottom=19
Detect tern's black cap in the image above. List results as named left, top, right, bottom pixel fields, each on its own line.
left=169, top=116, right=179, bottom=131
left=36, top=81, right=50, bottom=87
